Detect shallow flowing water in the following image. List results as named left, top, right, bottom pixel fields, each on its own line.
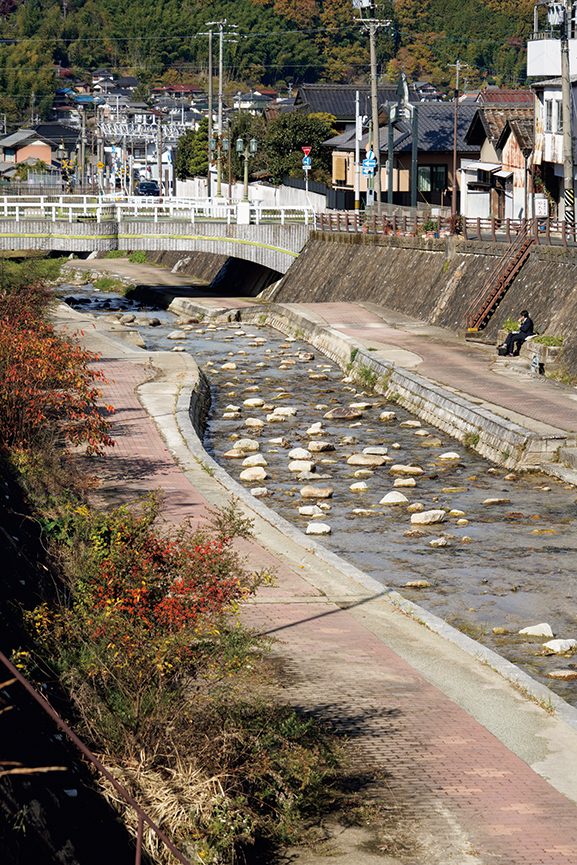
left=64, top=285, right=577, bottom=705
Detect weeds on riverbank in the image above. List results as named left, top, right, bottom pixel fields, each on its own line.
left=2, top=261, right=347, bottom=863
left=18, top=491, right=343, bottom=863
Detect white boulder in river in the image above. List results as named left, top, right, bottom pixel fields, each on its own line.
left=239, top=466, right=267, bottom=482
left=288, top=447, right=310, bottom=460
left=380, top=491, right=408, bottom=505
left=350, top=481, right=369, bottom=491
left=306, top=522, right=332, bottom=535
left=390, top=464, right=424, bottom=476
left=299, top=505, right=324, bottom=516
left=242, top=454, right=267, bottom=467
left=289, top=460, right=315, bottom=473
left=542, top=639, right=577, bottom=653
left=410, top=509, right=446, bottom=525
left=519, top=623, right=554, bottom=638
left=307, top=422, right=324, bottom=435
left=272, top=406, right=298, bottom=417
left=308, top=441, right=335, bottom=453
left=233, top=438, right=260, bottom=452
left=347, top=454, right=388, bottom=467
left=300, top=486, right=333, bottom=499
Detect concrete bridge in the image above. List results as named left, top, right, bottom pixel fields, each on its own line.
left=0, top=197, right=315, bottom=276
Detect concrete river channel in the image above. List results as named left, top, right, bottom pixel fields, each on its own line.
left=65, top=285, right=577, bottom=706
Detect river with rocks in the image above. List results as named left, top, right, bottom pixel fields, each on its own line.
left=62, top=284, right=577, bottom=705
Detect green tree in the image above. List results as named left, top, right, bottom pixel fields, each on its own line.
left=263, top=111, right=336, bottom=184
left=174, top=117, right=209, bottom=180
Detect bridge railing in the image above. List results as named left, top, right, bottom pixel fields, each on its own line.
left=0, top=196, right=316, bottom=226
left=317, top=212, right=577, bottom=247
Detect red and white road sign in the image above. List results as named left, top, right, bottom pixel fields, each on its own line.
left=302, top=146, right=311, bottom=156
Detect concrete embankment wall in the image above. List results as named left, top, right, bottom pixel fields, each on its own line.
left=143, top=250, right=281, bottom=296
left=267, top=232, right=577, bottom=371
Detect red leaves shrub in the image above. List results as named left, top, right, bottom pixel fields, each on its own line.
left=73, top=494, right=259, bottom=651
left=0, top=283, right=114, bottom=454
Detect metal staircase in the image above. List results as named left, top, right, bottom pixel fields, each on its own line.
left=465, top=225, right=535, bottom=331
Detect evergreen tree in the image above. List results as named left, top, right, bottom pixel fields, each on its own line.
left=175, top=118, right=209, bottom=180
left=264, top=112, right=336, bottom=184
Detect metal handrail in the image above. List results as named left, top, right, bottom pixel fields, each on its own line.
left=465, top=223, right=534, bottom=329
left=0, top=650, right=194, bottom=865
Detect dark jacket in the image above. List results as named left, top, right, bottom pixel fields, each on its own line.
left=519, top=316, right=534, bottom=338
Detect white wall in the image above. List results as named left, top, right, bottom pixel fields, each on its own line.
left=174, top=177, right=327, bottom=210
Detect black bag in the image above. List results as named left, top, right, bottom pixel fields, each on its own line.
left=497, top=346, right=508, bottom=356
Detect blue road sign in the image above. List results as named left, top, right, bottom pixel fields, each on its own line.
left=362, top=165, right=374, bottom=176
left=302, top=156, right=312, bottom=167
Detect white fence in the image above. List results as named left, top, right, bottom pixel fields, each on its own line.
left=0, top=195, right=316, bottom=226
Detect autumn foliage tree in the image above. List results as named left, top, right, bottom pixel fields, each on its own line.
left=0, top=283, right=114, bottom=455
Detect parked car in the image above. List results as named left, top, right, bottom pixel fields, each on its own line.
left=135, top=181, right=160, bottom=196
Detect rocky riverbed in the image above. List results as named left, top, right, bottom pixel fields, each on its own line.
left=62, top=285, right=577, bottom=705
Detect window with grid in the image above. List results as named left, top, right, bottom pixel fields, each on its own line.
left=417, top=165, right=447, bottom=192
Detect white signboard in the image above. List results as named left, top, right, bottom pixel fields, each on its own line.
left=534, top=196, right=549, bottom=218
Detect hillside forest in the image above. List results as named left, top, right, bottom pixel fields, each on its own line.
left=0, top=0, right=539, bottom=125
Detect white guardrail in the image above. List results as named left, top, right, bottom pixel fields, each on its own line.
left=0, top=195, right=316, bottom=226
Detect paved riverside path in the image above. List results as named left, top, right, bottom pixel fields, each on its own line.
left=293, top=301, right=577, bottom=435
left=56, top=303, right=577, bottom=865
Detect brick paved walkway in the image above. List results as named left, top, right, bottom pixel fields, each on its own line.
left=88, top=343, right=577, bottom=865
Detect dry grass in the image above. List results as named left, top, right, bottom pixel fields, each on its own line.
left=96, top=756, right=227, bottom=863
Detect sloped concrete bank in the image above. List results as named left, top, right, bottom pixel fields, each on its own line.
left=145, top=249, right=280, bottom=296
left=265, top=232, right=577, bottom=370
left=170, top=295, right=575, bottom=471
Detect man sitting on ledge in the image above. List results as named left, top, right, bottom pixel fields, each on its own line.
left=499, top=310, right=534, bottom=357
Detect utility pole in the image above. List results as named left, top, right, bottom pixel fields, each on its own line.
left=80, top=106, right=86, bottom=191
left=218, top=22, right=224, bottom=135
left=157, top=117, right=162, bottom=196
left=368, top=14, right=381, bottom=213
left=198, top=28, right=214, bottom=196
left=449, top=59, right=465, bottom=229
left=353, top=0, right=389, bottom=215
left=206, top=19, right=237, bottom=198
left=562, top=0, right=574, bottom=231
left=207, top=30, right=213, bottom=145
left=355, top=90, right=361, bottom=210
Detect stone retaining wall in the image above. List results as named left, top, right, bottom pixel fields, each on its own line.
left=268, top=233, right=577, bottom=373
left=188, top=365, right=212, bottom=437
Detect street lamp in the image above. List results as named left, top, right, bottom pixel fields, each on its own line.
left=210, top=132, right=228, bottom=198
left=236, top=136, right=257, bottom=201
